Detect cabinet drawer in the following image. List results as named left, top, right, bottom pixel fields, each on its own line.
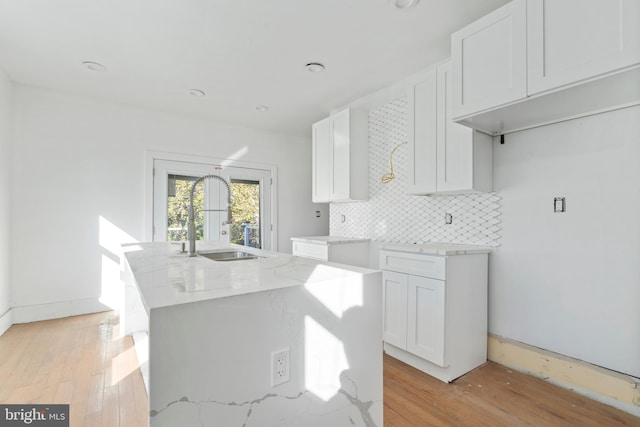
left=292, top=242, right=329, bottom=261
left=380, top=250, right=445, bottom=280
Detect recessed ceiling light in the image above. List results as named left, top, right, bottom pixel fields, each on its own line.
left=82, top=61, right=106, bottom=72
left=389, top=0, right=419, bottom=9
left=305, top=62, right=325, bottom=73
left=189, top=89, right=205, bottom=97
left=256, top=105, right=269, bottom=112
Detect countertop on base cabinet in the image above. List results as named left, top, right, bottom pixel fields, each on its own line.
left=291, top=236, right=370, bottom=268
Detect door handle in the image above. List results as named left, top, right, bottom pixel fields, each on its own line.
left=221, top=230, right=227, bottom=235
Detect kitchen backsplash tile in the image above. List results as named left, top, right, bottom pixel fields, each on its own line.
left=330, top=97, right=501, bottom=247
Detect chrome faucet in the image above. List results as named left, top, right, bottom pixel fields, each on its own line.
left=188, top=174, right=233, bottom=257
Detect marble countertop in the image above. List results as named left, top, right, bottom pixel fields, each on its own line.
left=378, top=242, right=492, bottom=255
left=290, top=236, right=369, bottom=245
left=123, top=241, right=376, bottom=311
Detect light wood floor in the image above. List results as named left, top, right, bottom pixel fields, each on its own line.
left=0, top=311, right=147, bottom=426
left=384, top=353, right=640, bottom=426
left=1, top=312, right=638, bottom=426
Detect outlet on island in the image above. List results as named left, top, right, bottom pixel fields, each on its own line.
left=271, top=348, right=290, bottom=387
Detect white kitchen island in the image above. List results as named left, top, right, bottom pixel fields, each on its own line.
left=122, top=241, right=383, bottom=427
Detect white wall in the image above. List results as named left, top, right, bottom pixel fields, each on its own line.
left=11, top=85, right=328, bottom=319
left=491, top=105, right=640, bottom=377
left=0, top=67, right=12, bottom=331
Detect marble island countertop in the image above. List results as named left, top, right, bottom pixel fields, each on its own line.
left=123, top=241, right=374, bottom=312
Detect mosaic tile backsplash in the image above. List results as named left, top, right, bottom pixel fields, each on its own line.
left=330, top=97, right=502, bottom=247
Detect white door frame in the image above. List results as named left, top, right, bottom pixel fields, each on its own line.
left=145, top=150, right=278, bottom=251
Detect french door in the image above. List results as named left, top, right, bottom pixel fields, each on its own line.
left=153, top=159, right=272, bottom=250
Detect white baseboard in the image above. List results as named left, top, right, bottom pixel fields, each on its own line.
left=0, top=308, right=12, bottom=336
left=488, top=334, right=640, bottom=418
left=11, top=297, right=113, bottom=324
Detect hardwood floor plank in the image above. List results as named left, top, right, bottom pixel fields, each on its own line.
left=53, top=380, right=73, bottom=404
left=83, top=410, right=103, bottom=427
left=118, top=373, right=137, bottom=427
left=86, top=373, right=105, bottom=416
left=101, top=382, right=120, bottom=427
left=131, top=368, right=150, bottom=427
left=69, top=400, right=88, bottom=426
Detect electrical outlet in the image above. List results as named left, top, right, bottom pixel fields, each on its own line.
left=271, top=348, right=290, bottom=387
left=445, top=213, right=453, bottom=224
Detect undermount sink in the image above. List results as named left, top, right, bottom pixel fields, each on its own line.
left=198, top=250, right=263, bottom=262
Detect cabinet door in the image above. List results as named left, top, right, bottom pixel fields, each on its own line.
left=330, top=108, right=351, bottom=201
left=451, top=0, right=527, bottom=118
left=436, top=61, right=475, bottom=193
left=406, top=275, right=446, bottom=367
left=407, top=67, right=437, bottom=195
left=528, top=0, right=640, bottom=95
left=382, top=271, right=408, bottom=349
left=312, top=117, right=331, bottom=203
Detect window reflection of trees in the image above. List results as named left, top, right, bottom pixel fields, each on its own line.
left=166, top=177, right=261, bottom=247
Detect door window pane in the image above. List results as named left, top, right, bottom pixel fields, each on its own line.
left=230, top=179, right=261, bottom=248
left=167, top=174, right=203, bottom=241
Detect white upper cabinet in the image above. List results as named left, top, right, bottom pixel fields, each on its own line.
left=408, top=60, right=493, bottom=196
left=312, top=108, right=369, bottom=203
left=527, top=0, right=640, bottom=95
left=436, top=61, right=493, bottom=194
left=330, top=109, right=354, bottom=201
left=311, top=117, right=331, bottom=203
left=452, top=0, right=640, bottom=135
left=407, top=67, right=438, bottom=194
left=451, top=0, right=527, bottom=118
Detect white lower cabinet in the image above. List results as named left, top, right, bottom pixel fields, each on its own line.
left=380, top=247, right=489, bottom=382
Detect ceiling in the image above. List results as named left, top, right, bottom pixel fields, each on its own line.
left=0, top=0, right=508, bottom=137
